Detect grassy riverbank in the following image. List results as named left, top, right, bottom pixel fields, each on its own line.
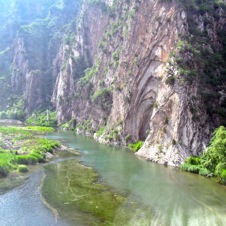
left=0, top=125, right=60, bottom=177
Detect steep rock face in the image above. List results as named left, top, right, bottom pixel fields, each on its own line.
left=0, top=0, right=83, bottom=113
left=10, top=33, right=52, bottom=113
left=52, top=0, right=226, bottom=166
left=136, top=5, right=226, bottom=166
left=52, top=1, right=110, bottom=124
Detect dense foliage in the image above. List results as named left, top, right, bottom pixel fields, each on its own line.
left=181, top=126, right=226, bottom=183
left=26, top=111, right=57, bottom=127
left=0, top=98, right=24, bottom=121
left=128, top=140, right=144, bottom=152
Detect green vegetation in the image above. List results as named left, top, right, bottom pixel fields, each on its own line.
left=165, top=76, right=175, bottom=85
left=18, top=165, right=29, bottom=173
left=0, top=126, right=59, bottom=177
left=91, top=87, right=112, bottom=102
left=153, top=101, right=158, bottom=109
left=96, top=126, right=106, bottom=137
left=76, top=119, right=94, bottom=134
left=0, top=97, right=25, bottom=121
left=78, top=58, right=101, bottom=85
left=43, top=158, right=141, bottom=225
left=112, top=48, right=121, bottom=61
left=20, top=19, right=48, bottom=37
left=128, top=141, right=144, bottom=152
left=59, top=119, right=76, bottom=130
left=16, top=155, right=38, bottom=165
left=129, top=9, right=135, bottom=19
left=165, top=0, right=226, bottom=125
left=25, top=126, right=55, bottom=132
left=161, top=0, right=226, bottom=11
left=62, top=31, right=75, bottom=45
left=0, top=153, right=15, bottom=177
left=26, top=110, right=57, bottom=127
left=181, top=126, right=226, bottom=183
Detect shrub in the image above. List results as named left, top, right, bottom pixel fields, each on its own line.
left=181, top=126, right=226, bottom=181
left=37, top=138, right=60, bottom=152
left=129, top=141, right=144, bottom=152
left=59, top=119, right=76, bottom=130
left=112, top=49, right=121, bottom=61
left=91, top=87, right=112, bottom=102
left=201, top=126, right=226, bottom=172
left=199, top=167, right=211, bottom=177
left=26, top=111, right=57, bottom=127
left=31, top=152, right=45, bottom=162
left=16, top=155, right=38, bottom=165
left=165, top=76, right=175, bottom=85
left=185, top=156, right=200, bottom=165
left=219, top=169, right=226, bottom=180
left=153, top=101, right=158, bottom=109
left=78, top=58, right=101, bottom=85
left=0, top=153, right=15, bottom=177
left=18, top=165, right=29, bottom=173
left=96, top=127, right=106, bottom=137
left=180, top=163, right=201, bottom=174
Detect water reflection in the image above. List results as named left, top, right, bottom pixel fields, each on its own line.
left=46, top=132, right=226, bottom=226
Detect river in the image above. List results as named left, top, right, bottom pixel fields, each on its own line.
left=0, top=132, right=226, bottom=226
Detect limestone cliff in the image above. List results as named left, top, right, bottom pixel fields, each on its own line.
left=52, top=0, right=226, bottom=166
left=1, top=0, right=226, bottom=166
left=0, top=0, right=82, bottom=113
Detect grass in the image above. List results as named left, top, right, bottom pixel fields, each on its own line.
left=0, top=153, right=15, bottom=177
left=25, top=126, right=55, bottom=132
left=0, top=125, right=59, bottom=177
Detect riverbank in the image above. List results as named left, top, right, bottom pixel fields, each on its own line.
left=76, top=126, right=226, bottom=186
left=0, top=127, right=148, bottom=225
left=0, top=125, right=60, bottom=177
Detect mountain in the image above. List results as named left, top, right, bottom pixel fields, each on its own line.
left=0, top=0, right=226, bottom=166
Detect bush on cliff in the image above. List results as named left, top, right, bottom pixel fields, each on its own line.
left=181, top=126, right=226, bottom=182
left=128, top=141, right=144, bottom=152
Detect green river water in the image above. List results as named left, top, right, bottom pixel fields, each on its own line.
left=0, top=132, right=226, bottom=226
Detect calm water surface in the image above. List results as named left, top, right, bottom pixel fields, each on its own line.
left=0, top=132, right=226, bottom=226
